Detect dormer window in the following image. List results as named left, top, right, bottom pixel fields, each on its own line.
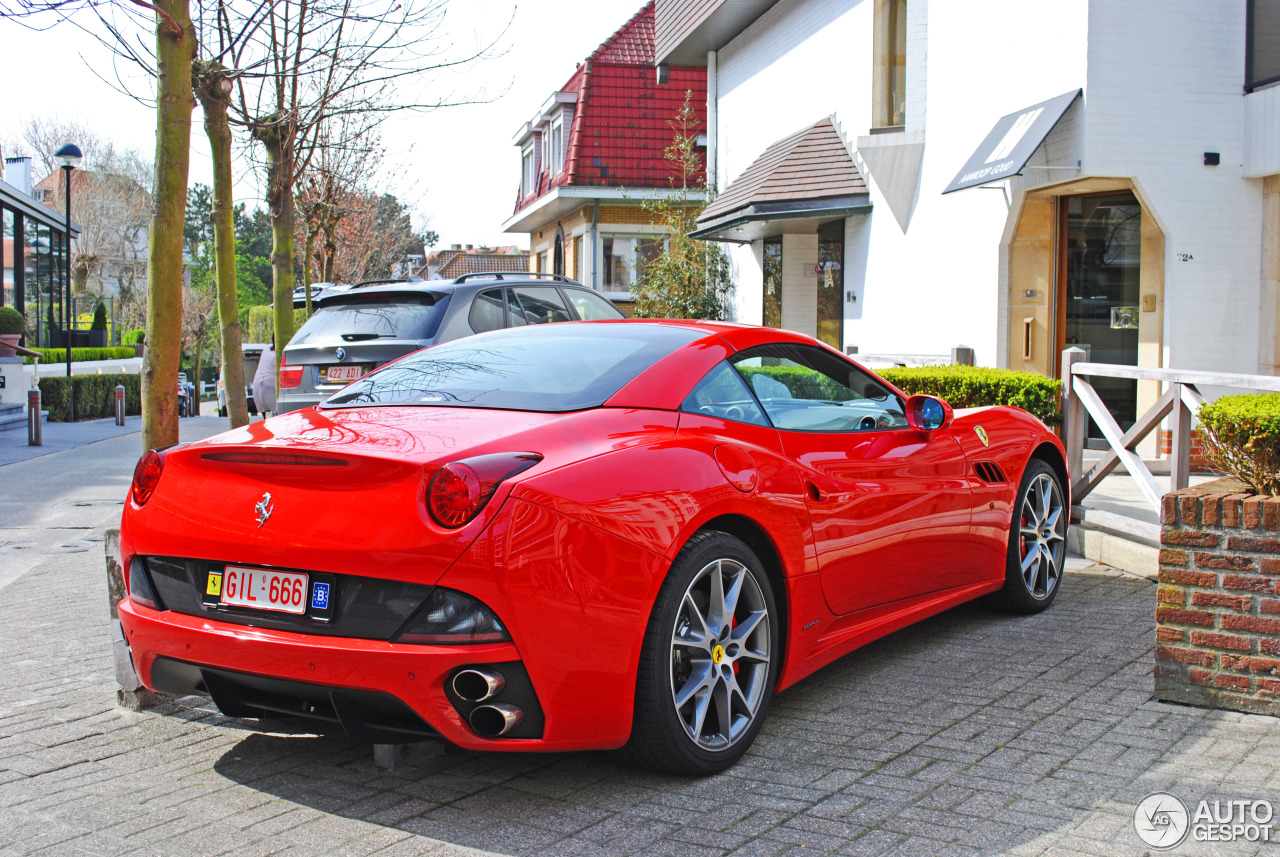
left=522, top=144, right=536, bottom=197
left=550, top=116, right=564, bottom=174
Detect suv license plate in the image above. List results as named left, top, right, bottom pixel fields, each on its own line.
left=220, top=567, right=308, bottom=614
left=327, top=365, right=365, bottom=383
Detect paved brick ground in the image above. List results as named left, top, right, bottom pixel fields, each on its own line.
left=1, top=546, right=1276, bottom=856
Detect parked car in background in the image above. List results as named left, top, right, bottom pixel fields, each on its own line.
left=176, top=373, right=196, bottom=418
left=216, top=344, right=269, bottom=417
left=119, top=321, right=1067, bottom=774
left=276, top=272, right=626, bottom=413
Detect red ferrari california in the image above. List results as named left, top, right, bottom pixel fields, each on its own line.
left=117, top=320, right=1068, bottom=774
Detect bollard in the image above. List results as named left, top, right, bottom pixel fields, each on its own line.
left=115, top=384, right=126, bottom=426
left=27, top=388, right=42, bottom=446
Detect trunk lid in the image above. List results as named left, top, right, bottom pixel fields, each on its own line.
left=128, top=406, right=676, bottom=583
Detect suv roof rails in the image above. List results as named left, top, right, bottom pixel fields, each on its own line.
left=350, top=276, right=426, bottom=289
left=452, top=271, right=578, bottom=285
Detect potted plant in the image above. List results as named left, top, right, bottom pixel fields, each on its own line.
left=89, top=301, right=108, bottom=348
left=0, top=306, right=25, bottom=357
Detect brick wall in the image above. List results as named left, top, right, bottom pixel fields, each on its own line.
left=1158, top=428, right=1213, bottom=471
left=1156, top=478, right=1280, bottom=716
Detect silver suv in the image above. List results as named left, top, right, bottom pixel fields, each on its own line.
left=276, top=272, right=626, bottom=413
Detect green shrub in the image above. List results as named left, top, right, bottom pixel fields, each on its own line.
left=23, top=347, right=136, bottom=365
left=246, top=306, right=273, bottom=344
left=734, top=363, right=1060, bottom=425
left=91, top=302, right=108, bottom=331
left=878, top=365, right=1063, bottom=426
left=38, top=374, right=142, bottom=422
left=245, top=305, right=308, bottom=345
left=122, top=329, right=145, bottom=345
left=0, top=306, right=24, bottom=335
left=1198, top=393, right=1280, bottom=496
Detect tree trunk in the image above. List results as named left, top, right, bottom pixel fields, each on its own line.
left=302, top=216, right=316, bottom=316
left=322, top=218, right=337, bottom=284
left=195, top=64, right=249, bottom=428
left=193, top=338, right=202, bottom=416
left=141, top=0, right=195, bottom=452
left=262, top=131, right=297, bottom=367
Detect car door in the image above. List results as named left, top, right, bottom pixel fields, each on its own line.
left=728, top=344, right=975, bottom=616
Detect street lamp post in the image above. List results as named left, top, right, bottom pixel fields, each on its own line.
left=55, top=143, right=81, bottom=422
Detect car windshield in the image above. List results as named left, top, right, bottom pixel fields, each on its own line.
left=290, top=293, right=448, bottom=345
left=321, top=324, right=702, bottom=412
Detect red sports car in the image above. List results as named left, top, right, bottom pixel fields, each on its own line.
left=117, top=321, right=1068, bottom=774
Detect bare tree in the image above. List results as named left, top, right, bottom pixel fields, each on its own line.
left=201, top=0, right=507, bottom=367
left=2, top=0, right=196, bottom=451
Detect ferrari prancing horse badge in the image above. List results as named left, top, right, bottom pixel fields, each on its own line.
left=975, top=426, right=989, bottom=447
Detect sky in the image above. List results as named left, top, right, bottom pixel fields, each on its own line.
left=0, top=0, right=650, bottom=252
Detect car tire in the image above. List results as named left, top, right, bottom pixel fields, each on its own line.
left=619, top=530, right=780, bottom=776
left=988, top=459, right=1067, bottom=614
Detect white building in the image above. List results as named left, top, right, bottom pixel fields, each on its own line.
left=656, top=0, right=1280, bottom=433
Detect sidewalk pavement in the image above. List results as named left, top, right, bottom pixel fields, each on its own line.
left=0, top=415, right=1277, bottom=855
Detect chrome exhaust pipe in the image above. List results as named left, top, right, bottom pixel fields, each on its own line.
left=452, top=668, right=505, bottom=703
left=470, top=704, right=523, bottom=737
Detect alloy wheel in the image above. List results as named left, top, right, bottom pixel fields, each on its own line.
left=669, top=558, right=771, bottom=752
left=1018, top=472, right=1066, bottom=599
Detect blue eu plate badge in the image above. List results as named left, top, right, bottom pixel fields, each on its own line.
left=311, top=582, right=330, bottom=610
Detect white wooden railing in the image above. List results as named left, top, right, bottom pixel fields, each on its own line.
left=1062, top=347, right=1280, bottom=513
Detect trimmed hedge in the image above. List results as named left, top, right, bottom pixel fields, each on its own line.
left=1198, top=393, right=1280, bottom=496
left=23, top=346, right=137, bottom=365
left=880, top=365, right=1062, bottom=426
left=122, top=329, right=145, bottom=345
left=38, top=374, right=141, bottom=422
left=739, top=363, right=1062, bottom=426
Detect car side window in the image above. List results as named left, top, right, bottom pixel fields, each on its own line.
left=681, top=362, right=770, bottom=427
left=564, top=288, right=624, bottom=320
left=469, top=289, right=505, bottom=333
left=729, top=343, right=907, bottom=432
left=514, top=287, right=572, bottom=324
left=505, top=289, right=528, bottom=326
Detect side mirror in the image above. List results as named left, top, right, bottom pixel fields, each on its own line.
left=905, top=394, right=953, bottom=432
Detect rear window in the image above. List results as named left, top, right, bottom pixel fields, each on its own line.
left=321, top=323, right=701, bottom=412
left=290, top=293, right=449, bottom=345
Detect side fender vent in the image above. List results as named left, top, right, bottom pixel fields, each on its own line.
left=974, top=461, right=1007, bottom=484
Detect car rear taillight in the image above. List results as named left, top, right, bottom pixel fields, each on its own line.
left=278, top=354, right=303, bottom=389
left=130, top=450, right=164, bottom=507
left=425, top=452, right=542, bottom=528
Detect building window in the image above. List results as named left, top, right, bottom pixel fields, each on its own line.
left=873, top=0, right=907, bottom=128
left=522, top=145, right=536, bottom=197
left=1247, top=0, right=1280, bottom=92
left=603, top=236, right=663, bottom=290
left=550, top=116, right=563, bottom=174
left=572, top=236, right=582, bottom=281
left=763, top=238, right=782, bottom=328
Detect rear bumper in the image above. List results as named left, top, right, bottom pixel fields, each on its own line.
left=118, top=597, right=578, bottom=751
left=274, top=390, right=324, bottom=413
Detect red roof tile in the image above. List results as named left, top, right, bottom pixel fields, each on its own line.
left=513, top=1, right=707, bottom=215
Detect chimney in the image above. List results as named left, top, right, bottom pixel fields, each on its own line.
left=451, top=243, right=461, bottom=251
left=4, top=157, right=33, bottom=197
left=466, top=244, right=474, bottom=251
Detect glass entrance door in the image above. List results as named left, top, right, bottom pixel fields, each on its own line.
left=1060, top=192, right=1142, bottom=436
left=817, top=221, right=844, bottom=349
